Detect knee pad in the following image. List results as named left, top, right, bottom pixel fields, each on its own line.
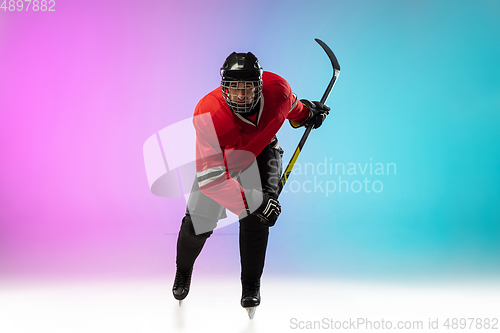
left=239, top=214, right=268, bottom=233
left=180, top=215, right=213, bottom=243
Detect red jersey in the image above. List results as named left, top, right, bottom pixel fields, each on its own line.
left=193, top=71, right=309, bottom=215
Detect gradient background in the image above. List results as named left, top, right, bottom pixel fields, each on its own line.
left=1, top=0, right=499, bottom=286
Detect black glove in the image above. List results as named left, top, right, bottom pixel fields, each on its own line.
left=239, top=189, right=281, bottom=227
left=299, top=99, right=330, bottom=129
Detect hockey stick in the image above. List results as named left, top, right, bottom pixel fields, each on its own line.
left=277, top=38, right=341, bottom=196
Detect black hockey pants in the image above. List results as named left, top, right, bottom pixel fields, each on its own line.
left=175, top=139, right=283, bottom=282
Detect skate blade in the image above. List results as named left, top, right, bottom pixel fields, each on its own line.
left=245, top=307, right=256, bottom=319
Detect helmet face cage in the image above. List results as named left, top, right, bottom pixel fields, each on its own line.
left=221, top=79, right=262, bottom=114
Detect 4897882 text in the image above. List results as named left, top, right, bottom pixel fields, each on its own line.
left=1, top=0, right=55, bottom=11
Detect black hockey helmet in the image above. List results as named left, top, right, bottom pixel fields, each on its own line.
left=220, top=52, right=263, bottom=114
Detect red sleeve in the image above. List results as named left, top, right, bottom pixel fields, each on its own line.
left=286, top=93, right=310, bottom=126
left=193, top=112, right=247, bottom=216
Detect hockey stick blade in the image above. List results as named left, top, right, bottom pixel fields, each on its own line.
left=314, top=38, right=341, bottom=104
left=277, top=39, right=341, bottom=196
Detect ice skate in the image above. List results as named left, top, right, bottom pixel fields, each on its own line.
left=241, top=280, right=260, bottom=319
left=172, top=267, right=193, bottom=306
left=245, top=307, right=257, bottom=319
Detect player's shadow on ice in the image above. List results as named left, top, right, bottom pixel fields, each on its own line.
left=241, top=319, right=256, bottom=333
left=173, top=302, right=185, bottom=330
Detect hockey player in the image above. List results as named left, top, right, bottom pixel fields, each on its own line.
left=172, top=52, right=330, bottom=318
